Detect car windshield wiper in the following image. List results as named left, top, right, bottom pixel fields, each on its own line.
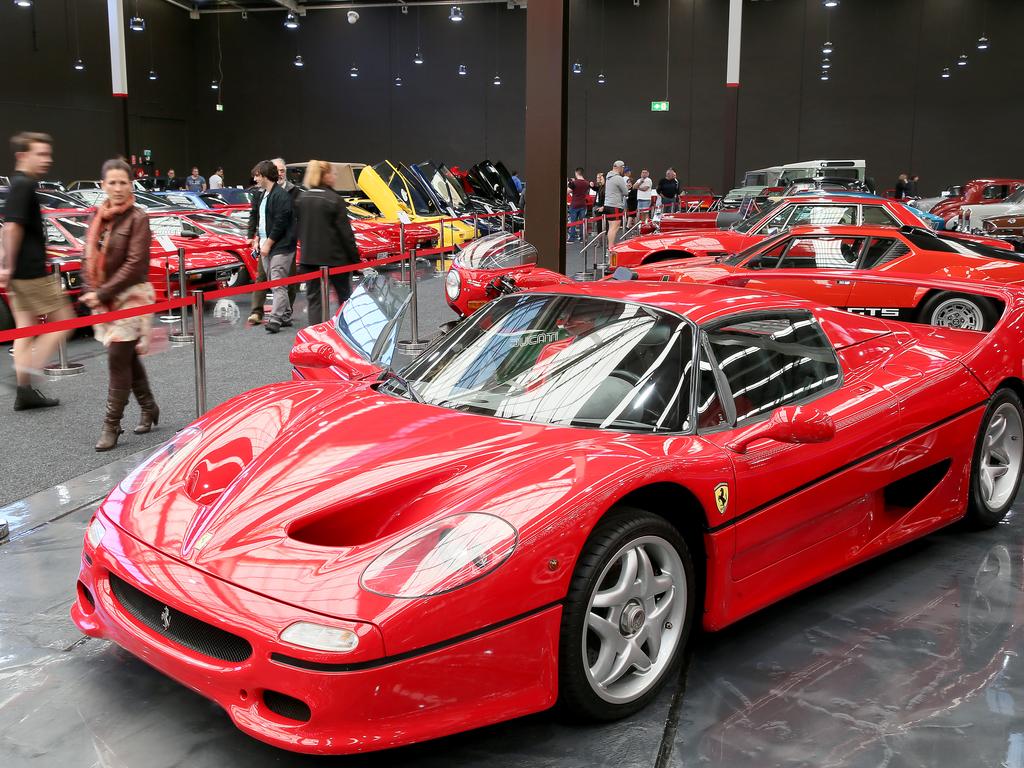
left=378, top=367, right=424, bottom=403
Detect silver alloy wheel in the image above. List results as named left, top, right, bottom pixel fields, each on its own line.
left=583, top=535, right=687, bottom=704
left=930, top=297, right=985, bottom=330
left=979, top=402, right=1024, bottom=510
left=965, top=544, right=1013, bottom=648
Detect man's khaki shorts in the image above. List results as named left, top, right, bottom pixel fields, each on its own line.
left=9, top=275, right=70, bottom=317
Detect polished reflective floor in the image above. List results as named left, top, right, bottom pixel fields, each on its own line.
left=1, top=460, right=1022, bottom=768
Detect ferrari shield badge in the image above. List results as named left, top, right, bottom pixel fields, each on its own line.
left=714, top=483, right=729, bottom=515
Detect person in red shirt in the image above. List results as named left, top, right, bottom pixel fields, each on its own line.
left=566, top=167, right=591, bottom=243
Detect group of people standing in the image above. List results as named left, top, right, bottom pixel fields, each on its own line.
left=1, top=133, right=361, bottom=453
left=163, top=166, right=224, bottom=192
left=244, top=157, right=360, bottom=333
left=567, top=163, right=683, bottom=247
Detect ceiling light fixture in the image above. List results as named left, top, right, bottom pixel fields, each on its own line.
left=294, top=54, right=304, bottom=68
left=73, top=58, right=85, bottom=71
left=822, top=40, right=833, bottom=54
left=347, top=10, right=359, bottom=24
left=823, top=0, right=838, bottom=7
left=284, top=12, right=299, bottom=29
left=458, top=63, right=467, bottom=76
left=349, top=64, right=359, bottom=78
left=449, top=5, right=463, bottom=22
left=148, top=69, right=158, bottom=81
left=13, top=0, right=32, bottom=7
left=820, top=71, right=830, bottom=81
left=976, top=35, right=989, bottom=50
left=493, top=72, right=501, bottom=85
left=957, top=53, right=968, bottom=66
left=414, top=49, right=424, bottom=65
left=129, top=16, right=145, bottom=32
left=821, top=57, right=831, bottom=69
left=597, top=71, right=606, bottom=85
left=394, top=74, right=403, bottom=86
left=941, top=67, right=951, bottom=79
left=210, top=79, right=219, bottom=90
left=572, top=61, right=582, bottom=75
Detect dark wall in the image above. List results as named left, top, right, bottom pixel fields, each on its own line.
left=2, top=1, right=1023, bottom=196
left=0, top=0, right=195, bottom=182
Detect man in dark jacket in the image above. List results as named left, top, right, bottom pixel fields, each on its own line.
left=246, top=158, right=300, bottom=326
left=249, top=159, right=296, bottom=333
left=657, top=168, right=681, bottom=214
left=296, top=161, right=361, bottom=325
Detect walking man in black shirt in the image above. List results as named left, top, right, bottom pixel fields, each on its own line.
left=0, top=132, right=73, bottom=410
left=657, top=168, right=681, bottom=214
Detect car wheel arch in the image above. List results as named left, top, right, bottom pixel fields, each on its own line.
left=600, top=482, right=709, bottom=594
left=915, top=290, right=1002, bottom=330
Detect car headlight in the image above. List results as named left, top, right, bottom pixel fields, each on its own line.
left=85, top=516, right=106, bottom=549
left=445, top=268, right=461, bottom=300
left=279, top=622, right=359, bottom=653
left=360, top=513, right=517, bottom=598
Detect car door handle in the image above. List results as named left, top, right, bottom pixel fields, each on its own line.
left=835, top=279, right=852, bottom=285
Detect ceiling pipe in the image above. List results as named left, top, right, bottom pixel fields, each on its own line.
left=158, top=0, right=518, bottom=15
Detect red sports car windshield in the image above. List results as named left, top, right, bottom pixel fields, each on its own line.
left=386, top=293, right=694, bottom=433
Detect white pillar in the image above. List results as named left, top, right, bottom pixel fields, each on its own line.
left=108, top=0, right=128, bottom=97
left=726, top=0, right=742, bottom=87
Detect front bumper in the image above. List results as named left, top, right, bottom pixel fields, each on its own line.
left=72, top=514, right=560, bottom=754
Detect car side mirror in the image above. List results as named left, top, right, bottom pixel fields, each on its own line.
left=289, top=342, right=345, bottom=369
left=726, top=406, right=835, bottom=454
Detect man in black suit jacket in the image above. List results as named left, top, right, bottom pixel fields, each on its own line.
left=248, top=160, right=296, bottom=333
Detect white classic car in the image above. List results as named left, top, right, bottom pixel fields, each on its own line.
left=958, top=187, right=1024, bottom=232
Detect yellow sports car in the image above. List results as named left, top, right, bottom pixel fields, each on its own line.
left=358, top=161, right=477, bottom=247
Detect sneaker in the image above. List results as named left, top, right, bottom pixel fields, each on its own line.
left=14, top=385, right=59, bottom=411
left=246, top=313, right=262, bottom=326
left=265, top=321, right=281, bottom=334
left=280, top=319, right=293, bottom=328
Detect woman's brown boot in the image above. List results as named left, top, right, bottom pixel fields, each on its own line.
left=132, top=377, right=160, bottom=434
left=96, top=388, right=130, bottom=452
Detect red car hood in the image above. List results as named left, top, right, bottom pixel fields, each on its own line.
left=615, top=229, right=747, bottom=257
left=153, top=241, right=240, bottom=269
left=100, top=381, right=635, bottom=620
left=633, top=255, right=737, bottom=282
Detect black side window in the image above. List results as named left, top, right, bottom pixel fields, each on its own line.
left=861, top=238, right=910, bottom=268
left=701, top=313, right=841, bottom=427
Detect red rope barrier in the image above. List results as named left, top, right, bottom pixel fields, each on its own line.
left=0, top=297, right=194, bottom=344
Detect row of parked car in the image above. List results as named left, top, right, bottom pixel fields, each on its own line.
left=445, top=190, right=1024, bottom=333
left=0, top=157, right=523, bottom=332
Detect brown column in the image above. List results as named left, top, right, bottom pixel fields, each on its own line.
left=524, top=0, right=569, bottom=273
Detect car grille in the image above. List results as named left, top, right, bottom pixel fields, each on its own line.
left=108, top=573, right=253, bottom=663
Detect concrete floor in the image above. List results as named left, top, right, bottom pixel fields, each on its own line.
left=3, top=245, right=1024, bottom=767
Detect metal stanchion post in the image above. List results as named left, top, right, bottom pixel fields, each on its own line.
left=473, top=214, right=479, bottom=239
left=501, top=211, right=507, bottom=232
left=159, top=254, right=179, bottom=322
left=170, top=248, right=194, bottom=343
left=319, top=266, right=330, bottom=323
left=399, top=222, right=407, bottom=282
left=396, top=248, right=428, bottom=355
left=192, top=290, right=207, bottom=418
left=43, top=264, right=84, bottom=377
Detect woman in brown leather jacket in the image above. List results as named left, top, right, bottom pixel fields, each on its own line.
left=80, top=159, right=159, bottom=451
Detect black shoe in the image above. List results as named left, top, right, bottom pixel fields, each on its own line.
left=14, top=385, right=59, bottom=411
left=265, top=321, right=281, bottom=334
left=280, top=319, right=293, bottom=328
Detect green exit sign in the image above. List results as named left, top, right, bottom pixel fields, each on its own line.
left=651, top=101, right=670, bottom=112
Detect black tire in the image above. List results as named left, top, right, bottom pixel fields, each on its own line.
left=0, top=296, right=13, bottom=334
left=640, top=250, right=691, bottom=266
left=227, top=268, right=252, bottom=289
left=919, top=291, right=1000, bottom=331
left=558, top=507, right=695, bottom=721
left=967, top=388, right=1024, bottom=528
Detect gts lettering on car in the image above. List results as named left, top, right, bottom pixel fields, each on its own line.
left=846, top=307, right=903, bottom=318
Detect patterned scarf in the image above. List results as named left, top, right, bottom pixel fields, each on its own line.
left=85, top=193, right=136, bottom=289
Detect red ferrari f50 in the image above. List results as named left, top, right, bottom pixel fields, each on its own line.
left=73, top=272, right=1024, bottom=754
